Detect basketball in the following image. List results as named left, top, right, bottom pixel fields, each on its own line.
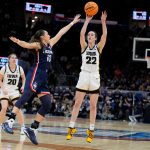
left=84, top=1, right=99, bottom=16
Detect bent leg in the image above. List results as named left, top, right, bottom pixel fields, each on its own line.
left=89, top=94, right=99, bottom=126
left=66, top=91, right=85, bottom=140
left=0, top=100, right=9, bottom=123
left=31, top=94, right=51, bottom=129
left=12, top=100, right=25, bottom=126
left=70, top=91, right=86, bottom=123
left=11, top=89, right=34, bottom=117
left=2, top=90, right=34, bottom=134
left=86, top=94, right=98, bottom=143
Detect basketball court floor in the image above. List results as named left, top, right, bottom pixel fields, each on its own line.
left=0, top=115, right=150, bottom=150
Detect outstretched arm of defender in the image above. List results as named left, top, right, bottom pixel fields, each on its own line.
left=80, top=15, right=93, bottom=51
left=9, top=37, right=41, bottom=50
left=50, top=14, right=81, bottom=47
left=97, top=11, right=107, bottom=53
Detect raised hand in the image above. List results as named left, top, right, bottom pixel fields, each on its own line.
left=72, top=14, right=81, bottom=24
left=101, top=11, right=107, bottom=22
left=85, top=14, right=93, bottom=22
left=9, top=36, right=19, bottom=43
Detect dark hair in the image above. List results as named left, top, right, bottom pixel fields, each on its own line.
left=86, top=31, right=98, bottom=43
left=30, top=29, right=46, bottom=46
left=8, top=53, right=17, bottom=64
left=8, top=53, right=17, bottom=59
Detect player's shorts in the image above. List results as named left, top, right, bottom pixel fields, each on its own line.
left=76, top=70, right=100, bottom=93
left=0, top=89, right=20, bottom=102
left=24, top=66, right=50, bottom=95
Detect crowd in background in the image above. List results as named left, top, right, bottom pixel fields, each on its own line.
left=20, top=85, right=149, bottom=123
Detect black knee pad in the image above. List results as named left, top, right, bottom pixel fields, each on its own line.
left=38, top=94, right=51, bottom=117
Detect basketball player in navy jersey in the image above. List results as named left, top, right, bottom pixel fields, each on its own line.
left=3, top=14, right=80, bottom=145
left=66, top=11, right=107, bottom=143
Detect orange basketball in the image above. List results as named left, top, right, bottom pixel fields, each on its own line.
left=84, top=1, right=99, bottom=16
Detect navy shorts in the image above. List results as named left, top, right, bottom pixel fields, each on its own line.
left=24, top=65, right=50, bottom=95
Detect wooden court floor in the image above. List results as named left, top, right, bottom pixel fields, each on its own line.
left=0, top=115, right=150, bottom=150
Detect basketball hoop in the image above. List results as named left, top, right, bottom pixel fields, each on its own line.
left=146, top=57, right=150, bottom=69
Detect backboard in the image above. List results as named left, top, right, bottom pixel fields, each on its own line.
left=132, top=37, right=150, bottom=62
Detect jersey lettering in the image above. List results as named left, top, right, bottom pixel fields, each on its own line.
left=2, top=64, right=21, bottom=90
left=86, top=56, right=96, bottom=64
left=81, top=45, right=99, bottom=72
left=47, top=55, right=51, bottom=62
left=7, top=79, right=17, bottom=85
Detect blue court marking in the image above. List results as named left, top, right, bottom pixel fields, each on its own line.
left=37, top=126, right=150, bottom=141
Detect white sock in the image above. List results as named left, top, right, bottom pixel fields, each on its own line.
left=90, top=124, right=95, bottom=131
left=21, top=124, right=25, bottom=128
left=7, top=119, right=15, bottom=128
left=69, top=121, right=75, bottom=128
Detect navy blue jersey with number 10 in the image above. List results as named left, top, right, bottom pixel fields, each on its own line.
left=35, top=44, right=53, bottom=70
left=25, top=44, right=53, bottom=94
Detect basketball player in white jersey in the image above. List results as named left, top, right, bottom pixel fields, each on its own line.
left=0, top=53, right=26, bottom=134
left=66, top=11, right=107, bottom=143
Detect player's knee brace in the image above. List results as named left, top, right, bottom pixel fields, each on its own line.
left=38, top=94, right=51, bottom=117
left=15, top=90, right=34, bottom=109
